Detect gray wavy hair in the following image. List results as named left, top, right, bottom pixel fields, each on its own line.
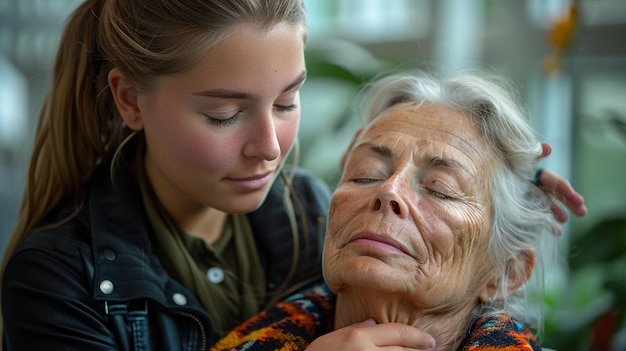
left=359, top=69, right=557, bottom=335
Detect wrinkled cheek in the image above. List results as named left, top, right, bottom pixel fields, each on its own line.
left=330, top=188, right=365, bottom=213
left=321, top=248, right=335, bottom=281
left=417, top=209, right=470, bottom=282
left=324, top=198, right=352, bottom=287
left=323, top=211, right=344, bottom=261
left=453, top=213, right=490, bottom=267
left=321, top=243, right=345, bottom=290
left=322, top=246, right=362, bottom=293
left=423, top=218, right=457, bottom=260
left=439, top=232, right=491, bottom=296
left=428, top=203, right=485, bottom=258
left=326, top=194, right=361, bottom=243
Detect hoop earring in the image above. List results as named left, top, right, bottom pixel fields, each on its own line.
left=110, top=130, right=140, bottom=182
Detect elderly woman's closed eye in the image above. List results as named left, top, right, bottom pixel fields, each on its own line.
left=321, top=71, right=556, bottom=351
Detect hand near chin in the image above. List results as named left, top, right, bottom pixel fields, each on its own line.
left=305, top=319, right=436, bottom=351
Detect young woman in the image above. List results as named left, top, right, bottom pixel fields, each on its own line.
left=1, top=1, right=586, bottom=350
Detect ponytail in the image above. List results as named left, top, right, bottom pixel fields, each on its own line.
left=2, top=0, right=121, bottom=266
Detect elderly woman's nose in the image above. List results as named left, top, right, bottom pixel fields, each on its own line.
left=368, top=174, right=410, bottom=218
left=369, top=196, right=408, bottom=218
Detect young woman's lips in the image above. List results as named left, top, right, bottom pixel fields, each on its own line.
left=227, top=172, right=273, bottom=191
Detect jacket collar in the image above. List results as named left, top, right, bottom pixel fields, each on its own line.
left=88, top=165, right=206, bottom=313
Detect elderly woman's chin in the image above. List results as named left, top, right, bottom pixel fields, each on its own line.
left=323, top=250, right=420, bottom=297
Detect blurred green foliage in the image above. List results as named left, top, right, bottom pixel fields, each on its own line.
left=543, top=109, right=626, bottom=351
left=543, top=216, right=626, bottom=351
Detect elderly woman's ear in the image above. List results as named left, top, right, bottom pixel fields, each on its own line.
left=478, top=249, right=536, bottom=302
left=506, top=249, right=535, bottom=295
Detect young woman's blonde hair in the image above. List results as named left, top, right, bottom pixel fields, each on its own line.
left=3, top=0, right=308, bottom=279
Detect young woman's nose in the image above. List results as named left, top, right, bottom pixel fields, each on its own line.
left=243, top=112, right=280, bottom=160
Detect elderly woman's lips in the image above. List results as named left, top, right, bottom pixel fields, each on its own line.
left=349, top=234, right=406, bottom=254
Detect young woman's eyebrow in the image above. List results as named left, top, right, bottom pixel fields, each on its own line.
left=283, top=70, right=307, bottom=92
left=193, top=70, right=307, bottom=99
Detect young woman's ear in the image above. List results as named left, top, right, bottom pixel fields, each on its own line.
left=108, top=68, right=144, bottom=131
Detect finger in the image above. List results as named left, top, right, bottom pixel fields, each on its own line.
left=361, top=323, right=436, bottom=350
left=550, top=202, right=568, bottom=225
left=355, top=318, right=377, bottom=327
left=539, top=169, right=588, bottom=217
left=540, top=142, right=552, bottom=158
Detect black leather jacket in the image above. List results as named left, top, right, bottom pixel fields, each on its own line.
left=2, top=165, right=331, bottom=351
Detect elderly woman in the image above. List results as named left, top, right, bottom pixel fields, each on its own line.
left=212, top=70, right=558, bottom=351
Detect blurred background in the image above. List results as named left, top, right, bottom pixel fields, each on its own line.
left=0, top=0, right=625, bottom=349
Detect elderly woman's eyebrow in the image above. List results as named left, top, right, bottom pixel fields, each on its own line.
left=426, top=156, right=471, bottom=177
left=355, top=142, right=471, bottom=174
left=355, top=142, right=394, bottom=159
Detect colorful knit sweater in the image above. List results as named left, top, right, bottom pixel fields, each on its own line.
left=210, top=283, right=541, bottom=351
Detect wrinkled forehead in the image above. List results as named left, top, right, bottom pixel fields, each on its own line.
left=364, top=102, right=487, bottom=149
left=357, top=102, right=499, bottom=183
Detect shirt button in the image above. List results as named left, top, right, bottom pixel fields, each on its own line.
left=102, top=249, right=117, bottom=261
left=207, top=267, right=224, bottom=284
left=99, top=280, right=114, bottom=294
left=172, top=293, right=188, bottom=306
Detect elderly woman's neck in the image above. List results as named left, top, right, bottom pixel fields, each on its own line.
left=334, top=291, right=477, bottom=351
